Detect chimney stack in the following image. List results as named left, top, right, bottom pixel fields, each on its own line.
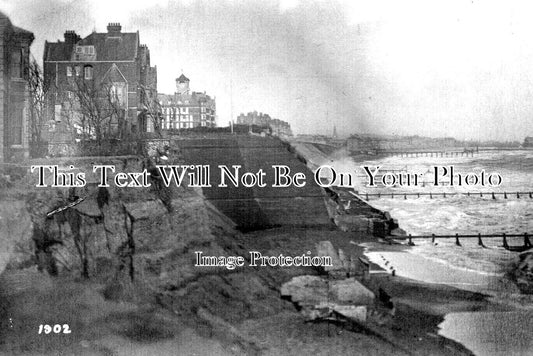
left=64, top=30, right=80, bottom=45
left=107, top=22, right=122, bottom=35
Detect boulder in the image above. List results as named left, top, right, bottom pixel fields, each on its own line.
left=316, top=241, right=343, bottom=271
left=280, top=275, right=328, bottom=306
left=281, top=275, right=375, bottom=306
left=329, top=278, right=375, bottom=305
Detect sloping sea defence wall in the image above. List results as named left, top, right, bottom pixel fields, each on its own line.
left=287, top=141, right=400, bottom=237
left=176, top=135, right=333, bottom=231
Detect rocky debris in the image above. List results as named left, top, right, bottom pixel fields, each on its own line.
left=280, top=275, right=328, bottom=306
left=330, top=278, right=375, bottom=305
left=514, top=249, right=533, bottom=293
left=0, top=200, right=33, bottom=274
left=390, top=227, right=407, bottom=237
left=316, top=240, right=360, bottom=277
left=316, top=241, right=343, bottom=272
left=280, top=275, right=375, bottom=323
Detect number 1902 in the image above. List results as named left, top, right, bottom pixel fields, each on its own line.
left=38, top=324, right=71, bottom=334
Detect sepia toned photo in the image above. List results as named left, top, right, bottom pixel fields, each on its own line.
left=0, top=1, right=532, bottom=355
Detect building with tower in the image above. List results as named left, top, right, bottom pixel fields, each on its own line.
left=43, top=23, right=157, bottom=141
left=157, top=74, right=216, bottom=130
left=0, top=12, right=34, bottom=161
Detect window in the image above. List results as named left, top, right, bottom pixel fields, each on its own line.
left=109, top=83, right=126, bottom=106
left=54, top=104, right=62, bottom=122
left=11, top=50, right=22, bottom=78
left=85, top=46, right=95, bottom=55
left=66, top=66, right=72, bottom=77
left=76, top=46, right=83, bottom=54
left=75, top=66, right=82, bottom=76
left=9, top=108, right=23, bottom=145
left=84, top=65, right=93, bottom=80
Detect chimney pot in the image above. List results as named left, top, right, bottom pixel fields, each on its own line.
left=107, top=23, right=122, bottom=34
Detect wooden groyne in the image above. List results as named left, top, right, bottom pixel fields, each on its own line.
left=382, top=148, right=477, bottom=158
left=405, top=232, right=533, bottom=252
left=357, top=191, right=533, bottom=200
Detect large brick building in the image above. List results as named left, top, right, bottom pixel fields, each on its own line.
left=157, top=74, right=216, bottom=131
left=43, top=23, right=157, bottom=141
left=0, top=12, right=34, bottom=161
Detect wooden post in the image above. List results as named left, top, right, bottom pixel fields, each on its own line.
left=517, top=192, right=520, bottom=199
left=432, top=233, right=435, bottom=243
left=408, top=234, right=415, bottom=246
left=455, top=233, right=461, bottom=247
left=504, top=192, right=508, bottom=199
left=502, top=233, right=509, bottom=249
left=366, top=193, right=369, bottom=201
left=492, top=192, right=496, bottom=199
left=478, top=233, right=485, bottom=248
left=524, top=233, right=532, bottom=248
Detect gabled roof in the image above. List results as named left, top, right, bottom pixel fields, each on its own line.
left=44, top=30, right=139, bottom=62
left=176, top=74, right=189, bottom=82
left=102, top=63, right=127, bottom=83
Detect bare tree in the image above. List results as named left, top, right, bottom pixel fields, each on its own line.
left=139, top=84, right=162, bottom=137
left=63, top=77, right=124, bottom=146
left=28, top=58, right=49, bottom=155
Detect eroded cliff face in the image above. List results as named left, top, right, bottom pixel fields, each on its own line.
left=0, top=156, right=235, bottom=293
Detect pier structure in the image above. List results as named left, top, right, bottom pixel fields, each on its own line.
left=382, top=148, right=477, bottom=158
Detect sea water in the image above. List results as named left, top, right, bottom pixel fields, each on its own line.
left=339, top=150, right=533, bottom=356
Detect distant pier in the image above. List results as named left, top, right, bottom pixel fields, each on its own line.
left=381, top=148, right=477, bottom=158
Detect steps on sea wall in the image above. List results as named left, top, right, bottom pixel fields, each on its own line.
left=176, top=135, right=332, bottom=230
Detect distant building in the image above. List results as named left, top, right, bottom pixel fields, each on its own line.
left=0, top=12, right=34, bottom=161
left=157, top=74, right=216, bottom=130
left=523, top=137, right=533, bottom=147
left=236, top=111, right=292, bottom=137
left=43, top=22, right=157, bottom=140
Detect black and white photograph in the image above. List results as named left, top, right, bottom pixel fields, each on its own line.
left=0, top=0, right=532, bottom=355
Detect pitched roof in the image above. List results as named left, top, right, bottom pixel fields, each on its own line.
left=44, top=41, right=73, bottom=61
left=78, top=32, right=139, bottom=61
left=176, top=74, right=189, bottom=82
left=102, top=63, right=127, bottom=82
left=44, top=30, right=139, bottom=62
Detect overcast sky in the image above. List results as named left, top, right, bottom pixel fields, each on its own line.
left=1, top=0, right=532, bottom=141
